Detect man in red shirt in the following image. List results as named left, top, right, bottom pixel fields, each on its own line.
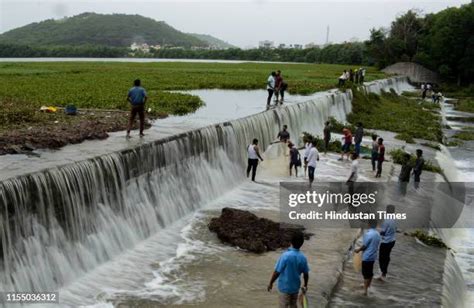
left=274, top=70, right=283, bottom=103
left=339, top=128, right=352, bottom=161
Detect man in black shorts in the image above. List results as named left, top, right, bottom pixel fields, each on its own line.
left=355, top=220, right=381, bottom=296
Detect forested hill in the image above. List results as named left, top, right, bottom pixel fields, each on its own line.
left=0, top=13, right=208, bottom=48
left=188, top=33, right=236, bottom=49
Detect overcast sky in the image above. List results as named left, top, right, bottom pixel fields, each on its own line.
left=0, top=0, right=470, bottom=48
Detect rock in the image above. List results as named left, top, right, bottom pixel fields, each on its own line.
left=209, top=208, right=312, bottom=253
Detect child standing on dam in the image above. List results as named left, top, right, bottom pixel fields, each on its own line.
left=267, top=232, right=309, bottom=308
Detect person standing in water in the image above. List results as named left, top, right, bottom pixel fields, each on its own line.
left=303, top=136, right=312, bottom=177
left=277, top=125, right=290, bottom=143
left=354, top=122, right=364, bottom=156
left=247, top=138, right=264, bottom=181
left=355, top=219, right=381, bottom=296
left=370, top=135, right=379, bottom=172
left=413, top=149, right=424, bottom=188
left=275, top=70, right=283, bottom=103
left=323, top=121, right=331, bottom=154
left=339, top=128, right=352, bottom=161
left=126, top=79, right=148, bottom=138
left=288, top=142, right=301, bottom=177
left=378, top=205, right=397, bottom=281
left=398, top=152, right=412, bottom=195
left=347, top=153, right=359, bottom=183
left=267, top=231, right=309, bottom=308
left=306, top=140, right=320, bottom=186
left=375, top=137, right=385, bottom=178
left=267, top=72, right=277, bottom=107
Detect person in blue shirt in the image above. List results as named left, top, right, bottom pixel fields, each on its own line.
left=126, top=79, right=148, bottom=138
left=267, top=231, right=309, bottom=308
left=355, top=219, right=381, bottom=296
left=379, top=205, right=397, bottom=280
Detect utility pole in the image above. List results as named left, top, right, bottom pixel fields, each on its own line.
left=325, top=25, right=330, bottom=46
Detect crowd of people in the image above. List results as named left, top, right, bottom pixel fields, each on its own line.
left=338, top=68, right=366, bottom=87
left=420, top=83, right=443, bottom=103
left=246, top=122, right=425, bottom=306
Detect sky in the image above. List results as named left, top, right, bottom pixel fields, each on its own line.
left=0, top=0, right=470, bottom=48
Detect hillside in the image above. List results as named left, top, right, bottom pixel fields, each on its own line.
left=188, top=33, right=236, bottom=49
left=0, top=13, right=208, bottom=48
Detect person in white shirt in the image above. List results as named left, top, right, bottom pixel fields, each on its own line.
left=267, top=72, right=277, bottom=107
left=247, top=138, right=264, bottom=181
left=338, top=70, right=347, bottom=87
left=347, top=153, right=359, bottom=183
left=306, top=140, right=320, bottom=186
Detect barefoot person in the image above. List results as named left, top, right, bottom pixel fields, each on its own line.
left=267, top=231, right=309, bottom=308
left=379, top=205, right=397, bottom=280
left=347, top=153, right=359, bottom=183
left=354, top=122, right=364, bottom=156
left=247, top=138, right=264, bottom=181
left=288, top=142, right=301, bottom=177
left=126, top=79, right=148, bottom=138
left=375, top=137, right=385, bottom=178
left=303, top=136, right=312, bottom=177
left=275, top=70, right=283, bottom=103
left=339, top=128, right=352, bottom=161
left=370, top=134, right=379, bottom=172
left=306, top=139, right=320, bottom=186
left=413, top=149, right=424, bottom=189
left=323, top=121, right=331, bottom=154
left=267, top=72, right=277, bottom=107
left=277, top=125, right=290, bottom=143
left=355, top=219, right=381, bottom=296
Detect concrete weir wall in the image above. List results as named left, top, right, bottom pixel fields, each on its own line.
left=0, top=76, right=467, bottom=307
left=382, top=62, right=440, bottom=84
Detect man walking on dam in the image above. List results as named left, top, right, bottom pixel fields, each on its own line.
left=126, top=79, right=148, bottom=138
left=267, top=232, right=309, bottom=308
left=247, top=138, right=264, bottom=181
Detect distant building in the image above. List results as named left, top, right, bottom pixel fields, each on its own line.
left=304, top=43, right=320, bottom=49
left=259, top=40, right=274, bottom=49
left=293, top=44, right=303, bottom=50
left=130, top=42, right=150, bottom=53
left=278, top=43, right=287, bottom=49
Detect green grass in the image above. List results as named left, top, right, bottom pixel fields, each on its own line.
left=452, top=130, right=474, bottom=141
left=0, top=62, right=385, bottom=119
left=454, top=98, right=474, bottom=113
left=389, top=148, right=443, bottom=174
left=409, top=230, right=447, bottom=249
left=347, top=89, right=443, bottom=143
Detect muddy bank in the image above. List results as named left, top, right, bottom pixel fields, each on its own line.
left=209, top=207, right=312, bottom=253
left=0, top=110, right=157, bottom=155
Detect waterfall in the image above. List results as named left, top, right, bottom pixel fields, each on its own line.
left=0, top=77, right=412, bottom=296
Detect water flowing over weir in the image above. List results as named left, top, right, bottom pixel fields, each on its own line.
left=0, top=77, right=419, bottom=303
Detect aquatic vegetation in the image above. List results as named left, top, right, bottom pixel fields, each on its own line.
left=452, top=130, right=474, bottom=141
left=348, top=88, right=443, bottom=143
left=0, top=62, right=383, bottom=118
left=389, top=148, right=443, bottom=174
left=409, top=230, right=448, bottom=249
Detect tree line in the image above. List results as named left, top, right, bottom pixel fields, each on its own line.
left=366, top=3, right=473, bottom=85
left=0, top=3, right=471, bottom=84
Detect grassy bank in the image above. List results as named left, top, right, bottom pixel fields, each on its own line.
left=0, top=62, right=384, bottom=120
left=347, top=89, right=442, bottom=143
left=389, top=148, right=442, bottom=173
